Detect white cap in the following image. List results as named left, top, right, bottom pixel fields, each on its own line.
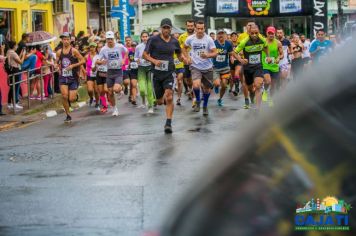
left=106, top=31, right=115, bottom=39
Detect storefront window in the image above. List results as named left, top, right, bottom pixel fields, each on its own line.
left=32, top=11, right=45, bottom=32
left=0, top=10, right=13, bottom=42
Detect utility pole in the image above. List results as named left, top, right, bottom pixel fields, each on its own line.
left=104, top=0, right=108, bottom=31
left=138, top=0, right=143, bottom=33
left=337, top=0, right=344, bottom=33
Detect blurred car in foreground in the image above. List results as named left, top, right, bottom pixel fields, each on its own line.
left=151, top=41, right=356, bottom=236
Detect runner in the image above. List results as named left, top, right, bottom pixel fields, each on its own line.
left=127, top=40, right=138, bottom=106
left=123, top=36, right=134, bottom=98
left=237, top=21, right=260, bottom=108
left=178, top=20, right=195, bottom=103
left=290, top=34, right=304, bottom=81
left=96, top=31, right=128, bottom=116
left=262, top=26, right=283, bottom=107
left=92, top=41, right=109, bottom=113
left=143, top=18, right=184, bottom=133
left=309, top=30, right=334, bottom=63
left=213, top=29, right=234, bottom=107
left=234, top=25, right=272, bottom=111
left=173, top=32, right=184, bottom=106
left=300, top=34, right=311, bottom=66
left=183, top=20, right=217, bottom=116
left=85, top=42, right=100, bottom=109
left=276, top=28, right=291, bottom=90
left=229, top=31, right=240, bottom=96
left=135, top=31, right=155, bottom=113
left=55, top=32, right=85, bottom=122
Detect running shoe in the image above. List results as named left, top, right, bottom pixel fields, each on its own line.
left=203, top=107, right=209, bottom=116
left=194, top=102, right=200, bottom=112
left=262, top=91, right=268, bottom=102
left=138, top=104, right=146, bottom=109
left=95, top=104, right=100, bottom=111
left=147, top=107, right=154, bottom=114
left=217, top=98, right=223, bottom=107
left=100, top=107, right=108, bottom=113
left=112, top=107, right=119, bottom=116
left=15, top=104, right=23, bottom=110
left=89, top=97, right=94, bottom=106
left=64, top=115, right=72, bottom=123
left=192, top=99, right=197, bottom=109
left=164, top=125, right=173, bottom=134
left=131, top=100, right=137, bottom=106
left=214, top=86, right=220, bottom=94
left=176, top=98, right=181, bottom=106
left=7, top=104, right=13, bottom=109
left=128, top=96, right=132, bottom=103
left=243, top=98, right=250, bottom=109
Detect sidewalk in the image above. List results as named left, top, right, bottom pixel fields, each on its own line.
left=0, top=86, right=89, bottom=132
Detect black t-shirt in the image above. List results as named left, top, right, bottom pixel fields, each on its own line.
left=144, top=34, right=181, bottom=78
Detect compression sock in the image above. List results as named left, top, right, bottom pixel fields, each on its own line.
left=100, top=95, right=107, bottom=108
left=203, top=93, right=210, bottom=108
left=193, top=88, right=201, bottom=102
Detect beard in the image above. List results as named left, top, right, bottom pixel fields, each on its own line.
left=187, top=29, right=194, bottom=34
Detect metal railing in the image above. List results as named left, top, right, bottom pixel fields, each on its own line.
left=7, top=65, right=57, bottom=114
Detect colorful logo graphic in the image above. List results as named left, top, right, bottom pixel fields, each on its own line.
left=246, top=0, right=272, bottom=16
left=295, top=196, right=351, bottom=231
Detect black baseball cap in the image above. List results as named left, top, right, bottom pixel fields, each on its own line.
left=160, top=18, right=172, bottom=28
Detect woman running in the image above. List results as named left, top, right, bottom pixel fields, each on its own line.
left=85, top=42, right=100, bottom=109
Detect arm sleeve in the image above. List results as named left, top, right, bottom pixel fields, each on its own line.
left=235, top=39, right=246, bottom=53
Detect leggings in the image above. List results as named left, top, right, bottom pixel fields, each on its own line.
left=138, top=66, right=155, bottom=107
left=7, top=71, right=21, bottom=104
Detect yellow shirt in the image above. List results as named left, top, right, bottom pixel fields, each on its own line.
left=178, top=32, right=189, bottom=49
left=174, top=53, right=184, bottom=69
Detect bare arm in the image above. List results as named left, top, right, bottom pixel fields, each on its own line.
left=72, top=49, right=85, bottom=69
left=277, top=41, right=284, bottom=62
left=143, top=51, right=160, bottom=67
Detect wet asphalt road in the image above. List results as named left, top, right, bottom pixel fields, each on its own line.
left=0, top=93, right=251, bottom=236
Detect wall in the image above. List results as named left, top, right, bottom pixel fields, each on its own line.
left=141, top=2, right=191, bottom=30
left=71, top=0, right=88, bottom=35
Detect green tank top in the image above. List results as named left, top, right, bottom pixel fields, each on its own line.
left=262, top=39, right=279, bottom=72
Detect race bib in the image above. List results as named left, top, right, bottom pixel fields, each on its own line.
left=155, top=60, right=169, bottom=71
left=130, top=62, right=138, bottom=69
left=108, top=60, right=121, bottom=69
left=62, top=68, right=73, bottom=77
left=265, top=57, right=275, bottom=64
left=196, top=50, right=205, bottom=57
left=249, top=54, right=261, bottom=64
left=216, top=55, right=226, bottom=63
left=174, top=58, right=181, bottom=65
left=90, top=70, right=97, bottom=77
left=98, top=65, right=107, bottom=72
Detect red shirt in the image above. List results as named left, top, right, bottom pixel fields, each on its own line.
left=35, top=50, right=44, bottom=69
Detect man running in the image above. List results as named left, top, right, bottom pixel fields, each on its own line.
left=55, top=32, right=85, bottom=122
left=262, top=27, right=283, bottom=106
left=178, top=20, right=195, bottom=102
left=276, top=28, right=291, bottom=90
left=96, top=31, right=128, bottom=116
left=127, top=40, right=139, bottom=106
left=183, top=20, right=217, bottom=116
left=309, top=30, right=333, bottom=63
left=300, top=34, right=311, bottom=66
left=213, top=29, right=234, bottom=107
left=143, top=18, right=184, bottom=133
left=173, top=32, right=185, bottom=106
left=229, top=31, right=240, bottom=96
left=234, top=25, right=271, bottom=111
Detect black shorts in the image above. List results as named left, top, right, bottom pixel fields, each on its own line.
left=153, top=74, right=174, bottom=99
left=229, top=60, right=240, bottom=70
left=184, top=65, right=191, bottom=79
left=123, top=70, right=129, bottom=80
left=96, top=74, right=107, bottom=85
left=243, top=68, right=264, bottom=86
left=263, top=70, right=280, bottom=80
left=129, top=69, right=138, bottom=80
left=87, top=76, right=96, bottom=82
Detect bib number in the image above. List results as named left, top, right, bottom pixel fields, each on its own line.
left=62, top=68, right=73, bottom=77
left=197, top=50, right=205, bottom=57
left=98, top=65, right=107, bottom=72
left=265, top=57, right=275, bottom=64
left=155, top=60, right=169, bottom=71
left=130, top=62, right=138, bottom=69
left=216, top=55, right=226, bottom=63
left=249, top=54, right=261, bottom=64
left=174, top=59, right=181, bottom=65
left=108, top=60, right=120, bottom=69
left=141, top=59, right=150, bottom=66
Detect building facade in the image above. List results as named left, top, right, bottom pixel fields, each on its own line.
left=0, top=0, right=88, bottom=43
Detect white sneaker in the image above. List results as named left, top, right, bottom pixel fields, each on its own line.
left=147, top=107, right=154, bottom=114
left=15, top=104, right=23, bottom=109
left=112, top=107, right=119, bottom=116
left=138, top=104, right=146, bottom=109
left=7, top=104, right=13, bottom=109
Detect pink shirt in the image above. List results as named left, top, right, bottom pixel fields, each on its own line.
left=35, top=51, right=44, bottom=69
left=122, top=47, right=133, bottom=71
